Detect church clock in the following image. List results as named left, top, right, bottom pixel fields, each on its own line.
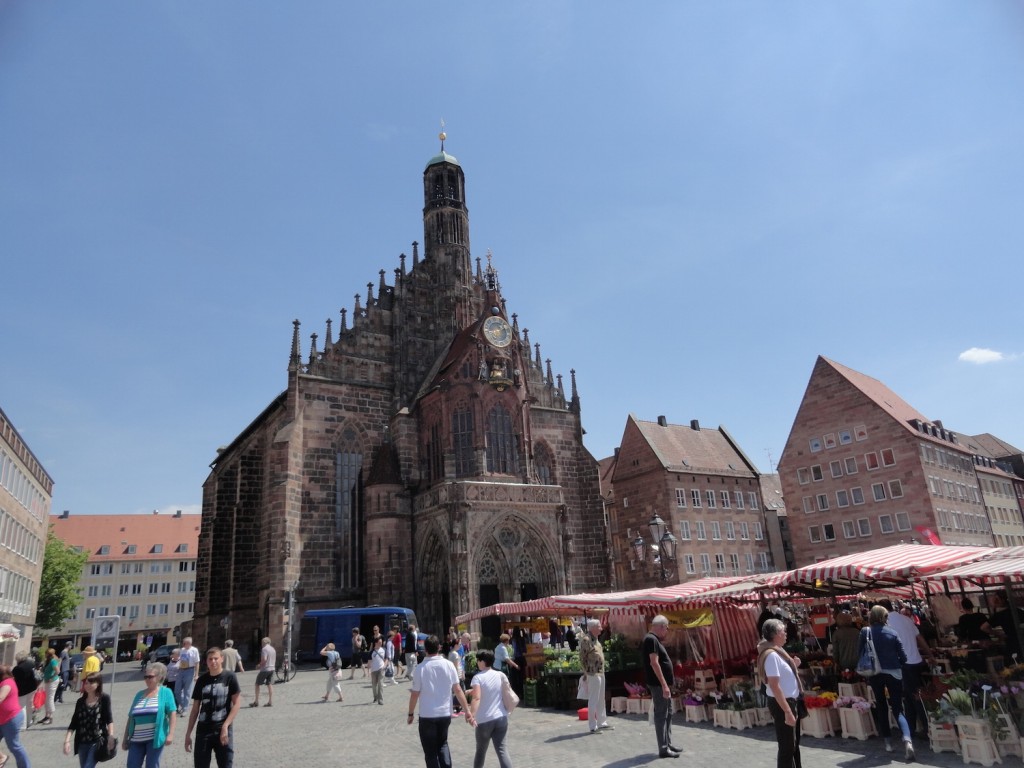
left=482, top=316, right=512, bottom=348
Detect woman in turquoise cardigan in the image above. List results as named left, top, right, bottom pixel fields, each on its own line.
left=123, top=662, right=177, bottom=768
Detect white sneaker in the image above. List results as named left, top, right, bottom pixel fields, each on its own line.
left=905, top=741, right=915, bottom=762
left=885, top=740, right=893, bottom=752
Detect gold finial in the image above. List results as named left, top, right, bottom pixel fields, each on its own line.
left=439, top=119, right=446, bottom=150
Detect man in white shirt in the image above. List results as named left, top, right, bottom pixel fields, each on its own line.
left=884, top=600, right=930, bottom=735
left=176, top=637, right=202, bottom=715
left=407, top=635, right=475, bottom=768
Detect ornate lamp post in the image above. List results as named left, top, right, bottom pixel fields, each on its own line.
left=630, top=514, right=677, bottom=584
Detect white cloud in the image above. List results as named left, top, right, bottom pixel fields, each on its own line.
left=958, top=347, right=1007, bottom=365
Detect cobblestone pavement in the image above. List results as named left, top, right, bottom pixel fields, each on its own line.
left=25, top=664, right=970, bottom=768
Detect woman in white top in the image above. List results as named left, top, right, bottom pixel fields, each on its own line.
left=369, top=637, right=387, bottom=705
left=469, top=649, right=513, bottom=768
left=757, top=618, right=803, bottom=768
left=319, top=643, right=344, bottom=703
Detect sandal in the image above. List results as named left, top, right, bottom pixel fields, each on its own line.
left=263, top=702, right=272, bottom=707
left=248, top=702, right=259, bottom=708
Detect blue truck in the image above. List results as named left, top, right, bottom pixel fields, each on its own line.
left=296, top=606, right=421, bottom=666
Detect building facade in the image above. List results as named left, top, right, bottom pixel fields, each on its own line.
left=49, top=510, right=199, bottom=655
left=0, top=406, right=51, bottom=662
left=779, top=356, right=1023, bottom=565
left=604, top=415, right=776, bottom=590
left=194, top=140, right=608, bottom=653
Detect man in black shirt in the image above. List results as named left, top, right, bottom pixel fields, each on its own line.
left=185, top=647, right=241, bottom=768
left=643, top=615, right=680, bottom=758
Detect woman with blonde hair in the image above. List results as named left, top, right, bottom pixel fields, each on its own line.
left=859, top=605, right=914, bottom=760
left=123, top=662, right=177, bottom=768
left=320, top=643, right=344, bottom=702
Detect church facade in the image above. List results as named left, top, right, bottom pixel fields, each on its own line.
left=192, top=140, right=609, bottom=653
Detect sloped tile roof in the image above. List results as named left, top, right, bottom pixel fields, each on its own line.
left=631, top=417, right=756, bottom=477
left=50, top=513, right=201, bottom=561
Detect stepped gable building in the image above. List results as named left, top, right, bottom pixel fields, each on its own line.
left=194, top=138, right=607, bottom=651
left=779, top=356, right=1024, bottom=565
left=604, top=415, right=775, bottom=590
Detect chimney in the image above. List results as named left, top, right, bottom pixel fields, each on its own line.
left=174, top=510, right=182, bottom=518
left=152, top=509, right=158, bottom=515
left=657, top=415, right=667, bottom=427
left=61, top=510, right=70, bottom=519
left=690, top=419, right=700, bottom=431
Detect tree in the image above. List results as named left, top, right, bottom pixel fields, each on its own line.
left=36, top=527, right=88, bottom=631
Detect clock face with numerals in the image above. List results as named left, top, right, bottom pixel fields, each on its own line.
left=482, top=316, right=512, bottom=348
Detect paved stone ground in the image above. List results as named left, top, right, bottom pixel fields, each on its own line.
left=24, top=663, right=973, bottom=768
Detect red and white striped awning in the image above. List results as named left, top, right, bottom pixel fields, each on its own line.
left=767, top=544, right=993, bottom=593
left=455, top=598, right=559, bottom=624
left=917, top=555, right=1024, bottom=589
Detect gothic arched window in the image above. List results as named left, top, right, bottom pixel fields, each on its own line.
left=452, top=407, right=475, bottom=477
left=534, top=442, right=554, bottom=485
left=486, top=404, right=519, bottom=475
left=425, top=421, right=444, bottom=483
left=335, top=427, right=363, bottom=590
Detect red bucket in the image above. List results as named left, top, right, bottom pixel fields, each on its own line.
left=578, top=707, right=588, bottom=721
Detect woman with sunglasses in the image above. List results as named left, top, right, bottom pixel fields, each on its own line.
left=63, top=673, right=113, bottom=768
left=124, top=663, right=177, bottom=768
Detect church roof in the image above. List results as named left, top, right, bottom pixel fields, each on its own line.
left=426, top=150, right=459, bottom=168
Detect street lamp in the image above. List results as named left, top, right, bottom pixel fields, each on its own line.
left=629, top=515, right=677, bottom=583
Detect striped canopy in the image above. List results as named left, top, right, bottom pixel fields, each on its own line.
left=764, top=544, right=993, bottom=593
left=916, top=555, right=1024, bottom=589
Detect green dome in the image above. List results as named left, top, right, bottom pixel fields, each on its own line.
left=426, top=150, right=460, bottom=168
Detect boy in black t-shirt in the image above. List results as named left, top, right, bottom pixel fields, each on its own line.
left=185, top=647, right=241, bottom=768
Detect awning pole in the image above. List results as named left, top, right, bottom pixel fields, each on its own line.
left=1004, top=576, right=1023, bottom=665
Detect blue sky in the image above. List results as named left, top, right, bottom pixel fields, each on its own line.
left=3, top=2, right=1022, bottom=517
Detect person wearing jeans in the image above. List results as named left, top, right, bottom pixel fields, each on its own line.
left=859, top=605, right=914, bottom=761
left=0, top=665, right=31, bottom=768
left=175, top=638, right=201, bottom=715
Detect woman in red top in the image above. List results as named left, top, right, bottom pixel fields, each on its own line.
left=0, top=664, right=31, bottom=768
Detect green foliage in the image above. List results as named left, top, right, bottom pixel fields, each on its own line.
left=36, top=527, right=88, bottom=631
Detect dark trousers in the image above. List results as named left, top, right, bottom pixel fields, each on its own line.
left=901, top=663, right=926, bottom=734
left=648, top=685, right=673, bottom=753
left=193, top=725, right=233, bottom=768
left=418, top=716, right=452, bottom=768
left=768, top=698, right=802, bottom=768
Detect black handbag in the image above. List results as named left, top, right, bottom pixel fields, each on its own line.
left=96, top=736, right=118, bottom=763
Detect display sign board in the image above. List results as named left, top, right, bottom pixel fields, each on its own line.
left=663, top=608, right=714, bottom=629
left=92, top=615, right=120, bottom=651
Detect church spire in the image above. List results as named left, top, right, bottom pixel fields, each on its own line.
left=289, top=319, right=301, bottom=370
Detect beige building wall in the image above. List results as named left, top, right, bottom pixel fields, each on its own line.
left=0, top=406, right=52, bottom=662
left=50, top=511, right=199, bottom=654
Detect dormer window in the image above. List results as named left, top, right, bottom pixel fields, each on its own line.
left=176, top=543, right=188, bottom=553
left=126, top=545, right=137, bottom=554
left=98, top=545, right=110, bottom=555
left=152, top=544, right=163, bottom=554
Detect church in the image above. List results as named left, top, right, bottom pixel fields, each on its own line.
left=192, top=136, right=609, bottom=653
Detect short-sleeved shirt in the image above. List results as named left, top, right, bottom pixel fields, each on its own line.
left=411, top=654, right=458, bottom=718
left=471, top=668, right=508, bottom=724
left=494, top=643, right=510, bottom=672
left=178, top=646, right=201, bottom=671
left=579, top=632, right=605, bottom=675
left=642, top=632, right=673, bottom=687
left=192, top=671, right=240, bottom=729
left=763, top=650, right=800, bottom=699
left=82, top=655, right=102, bottom=678
left=325, top=650, right=340, bottom=669
left=887, top=612, right=924, bottom=665
left=260, top=644, right=276, bottom=673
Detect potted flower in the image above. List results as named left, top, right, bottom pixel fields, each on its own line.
left=833, top=695, right=875, bottom=740
left=800, top=691, right=840, bottom=738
